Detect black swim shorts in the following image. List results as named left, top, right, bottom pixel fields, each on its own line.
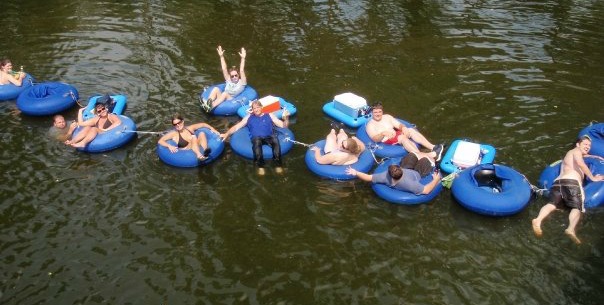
left=400, top=153, right=433, bottom=177
left=549, top=179, right=583, bottom=211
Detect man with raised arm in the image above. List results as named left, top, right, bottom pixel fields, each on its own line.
left=220, top=100, right=289, bottom=175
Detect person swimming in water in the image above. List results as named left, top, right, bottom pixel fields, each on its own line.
left=532, top=135, right=604, bottom=244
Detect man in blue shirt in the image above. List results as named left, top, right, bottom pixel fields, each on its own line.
left=221, top=100, right=290, bottom=175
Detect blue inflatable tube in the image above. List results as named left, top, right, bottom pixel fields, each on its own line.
left=356, top=118, right=418, bottom=158
left=83, top=94, right=127, bottom=120
left=439, top=139, right=496, bottom=174
left=157, top=128, right=225, bottom=168
left=200, top=84, right=258, bottom=116
left=452, top=164, right=532, bottom=216
left=538, top=157, right=604, bottom=208
left=0, top=73, right=35, bottom=101
left=16, top=82, right=78, bottom=116
left=579, top=123, right=604, bottom=157
left=304, top=140, right=375, bottom=180
left=230, top=127, right=294, bottom=160
left=322, top=101, right=371, bottom=128
left=237, top=96, right=297, bottom=120
left=73, top=115, right=137, bottom=153
left=370, top=157, right=442, bottom=205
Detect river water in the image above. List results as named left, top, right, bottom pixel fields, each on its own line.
left=1, top=1, right=603, bottom=304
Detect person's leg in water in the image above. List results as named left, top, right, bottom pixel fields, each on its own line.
left=268, top=135, right=284, bottom=174
left=565, top=208, right=582, bottom=244
left=532, top=203, right=557, bottom=237
left=252, top=136, right=266, bottom=175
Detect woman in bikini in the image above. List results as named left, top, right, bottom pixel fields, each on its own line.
left=0, top=59, right=25, bottom=86
left=65, top=103, right=122, bottom=148
left=158, top=114, right=219, bottom=160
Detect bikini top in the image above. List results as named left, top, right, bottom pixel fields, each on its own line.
left=177, top=128, right=194, bottom=148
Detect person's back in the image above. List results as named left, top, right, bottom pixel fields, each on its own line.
left=558, top=147, right=585, bottom=182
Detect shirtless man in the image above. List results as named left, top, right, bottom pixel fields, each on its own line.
left=49, top=114, right=77, bottom=142
left=365, top=102, right=444, bottom=161
left=310, top=128, right=365, bottom=165
left=532, top=135, right=604, bottom=244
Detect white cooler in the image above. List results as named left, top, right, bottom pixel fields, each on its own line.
left=333, top=92, right=367, bottom=118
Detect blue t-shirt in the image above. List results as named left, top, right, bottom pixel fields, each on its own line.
left=247, top=113, right=273, bottom=138
left=372, top=169, right=424, bottom=194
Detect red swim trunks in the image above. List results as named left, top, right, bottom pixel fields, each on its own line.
left=383, top=129, right=402, bottom=145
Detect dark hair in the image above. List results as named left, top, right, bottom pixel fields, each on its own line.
left=577, top=135, right=592, bottom=144
left=97, top=94, right=113, bottom=105
left=371, top=102, right=383, bottom=111
left=388, top=165, right=403, bottom=180
left=0, top=59, right=12, bottom=69
left=228, top=66, right=238, bottom=73
left=172, top=114, right=184, bottom=123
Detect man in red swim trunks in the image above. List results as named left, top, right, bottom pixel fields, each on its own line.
left=532, top=135, right=604, bottom=244
left=365, top=102, right=444, bottom=161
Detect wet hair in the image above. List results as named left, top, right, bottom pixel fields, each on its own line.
left=228, top=66, right=238, bottom=73
left=0, top=59, right=12, bottom=69
left=388, top=165, right=403, bottom=180
left=345, top=138, right=361, bottom=154
left=53, top=114, right=65, bottom=123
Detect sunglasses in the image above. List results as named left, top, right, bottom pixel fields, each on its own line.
left=96, top=107, right=107, bottom=112
left=172, top=120, right=183, bottom=126
left=230, top=74, right=239, bottom=78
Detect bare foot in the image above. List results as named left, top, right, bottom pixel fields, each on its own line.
left=275, top=167, right=284, bottom=174
left=565, top=229, right=581, bottom=245
left=257, top=168, right=266, bottom=176
left=532, top=219, right=542, bottom=237
left=197, top=154, right=207, bottom=161
left=71, top=142, right=85, bottom=148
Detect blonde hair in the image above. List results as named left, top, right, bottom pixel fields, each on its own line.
left=345, top=138, right=361, bottom=154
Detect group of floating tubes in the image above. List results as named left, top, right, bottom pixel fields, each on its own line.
left=6, top=78, right=602, bottom=213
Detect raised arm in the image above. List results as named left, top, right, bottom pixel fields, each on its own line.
left=217, top=45, right=230, bottom=81
left=238, top=47, right=247, bottom=84
left=270, top=110, right=289, bottom=128
left=76, top=108, right=96, bottom=127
